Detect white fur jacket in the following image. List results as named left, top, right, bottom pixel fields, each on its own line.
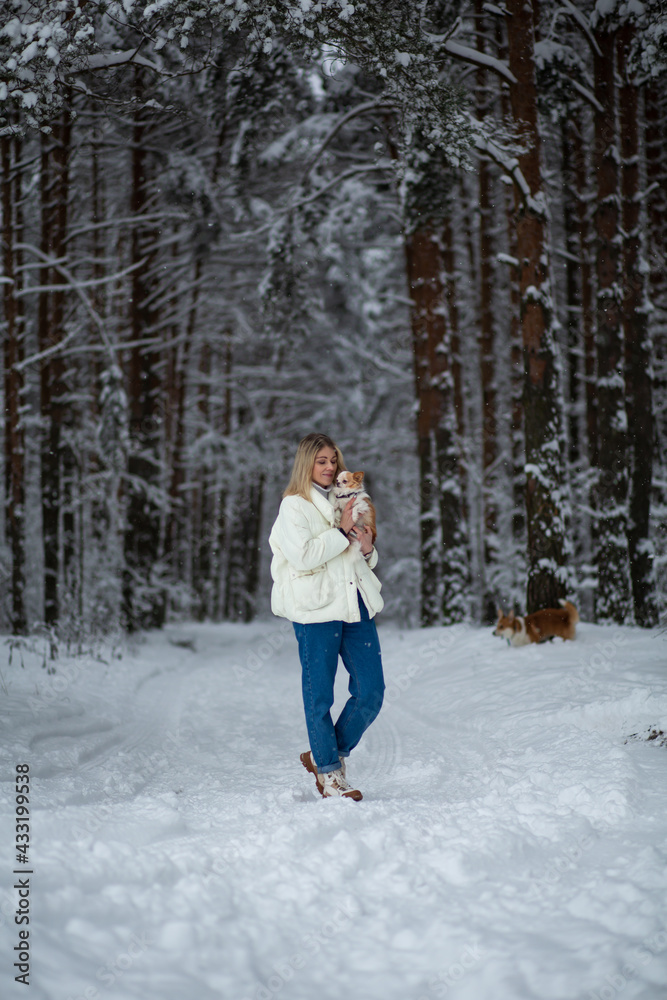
left=269, top=486, right=383, bottom=624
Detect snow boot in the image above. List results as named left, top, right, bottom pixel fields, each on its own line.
left=300, top=751, right=362, bottom=801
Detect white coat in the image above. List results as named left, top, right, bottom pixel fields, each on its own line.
left=269, top=486, right=384, bottom=624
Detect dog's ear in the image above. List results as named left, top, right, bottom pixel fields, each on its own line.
left=508, top=610, right=515, bottom=621
left=496, top=606, right=504, bottom=618
left=352, top=471, right=364, bottom=480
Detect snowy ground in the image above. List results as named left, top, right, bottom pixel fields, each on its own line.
left=1, top=616, right=666, bottom=1000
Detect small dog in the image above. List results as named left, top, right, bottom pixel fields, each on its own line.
left=332, top=471, right=377, bottom=544
left=494, top=600, right=579, bottom=646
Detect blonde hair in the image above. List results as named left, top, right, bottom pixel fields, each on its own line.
left=283, top=433, right=346, bottom=500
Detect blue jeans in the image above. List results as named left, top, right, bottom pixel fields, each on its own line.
left=292, top=591, right=385, bottom=773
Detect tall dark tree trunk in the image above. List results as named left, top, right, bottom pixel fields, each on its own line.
left=562, top=113, right=594, bottom=613
left=592, top=25, right=633, bottom=623
left=193, top=340, right=212, bottom=619
left=123, top=70, right=165, bottom=632
left=497, top=23, right=524, bottom=559
left=476, top=0, right=498, bottom=623
left=405, top=224, right=468, bottom=626
left=617, top=26, right=657, bottom=626
left=244, top=472, right=265, bottom=620
left=224, top=469, right=264, bottom=622
left=38, top=130, right=56, bottom=626
left=215, top=331, right=233, bottom=620
left=564, top=113, right=598, bottom=471
left=504, top=0, right=567, bottom=613
left=562, top=119, right=581, bottom=469
left=442, top=208, right=470, bottom=598
left=563, top=111, right=597, bottom=619
left=223, top=326, right=272, bottom=623
left=645, top=83, right=667, bottom=612
left=55, top=103, right=76, bottom=627
left=39, top=108, right=74, bottom=631
left=2, top=131, right=27, bottom=635
left=441, top=214, right=466, bottom=490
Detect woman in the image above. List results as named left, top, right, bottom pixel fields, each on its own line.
left=269, top=433, right=385, bottom=800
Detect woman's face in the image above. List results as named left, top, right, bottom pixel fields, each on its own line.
left=312, top=447, right=337, bottom=488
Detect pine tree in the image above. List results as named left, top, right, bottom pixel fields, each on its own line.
left=617, top=23, right=658, bottom=626
left=591, top=17, right=633, bottom=624
left=504, top=0, right=568, bottom=613
left=1, top=128, right=27, bottom=634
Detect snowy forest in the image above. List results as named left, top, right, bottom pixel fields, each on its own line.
left=2, top=0, right=667, bottom=639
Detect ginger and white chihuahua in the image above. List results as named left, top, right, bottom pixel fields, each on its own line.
left=332, top=471, right=377, bottom=545
left=494, top=600, right=579, bottom=646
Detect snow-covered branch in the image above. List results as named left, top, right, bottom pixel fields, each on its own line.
left=442, top=40, right=517, bottom=85
left=81, top=49, right=162, bottom=74
left=568, top=77, right=604, bottom=113
left=551, top=0, right=602, bottom=58
left=14, top=242, right=125, bottom=366
left=300, top=100, right=398, bottom=184
left=473, top=134, right=547, bottom=218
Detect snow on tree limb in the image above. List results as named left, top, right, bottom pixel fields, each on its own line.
left=568, top=77, right=604, bottom=113
left=299, top=100, right=398, bottom=184
left=82, top=49, right=162, bottom=73
left=473, top=132, right=546, bottom=218
left=551, top=0, right=603, bottom=58
left=442, top=39, right=517, bottom=85
left=14, top=240, right=122, bottom=364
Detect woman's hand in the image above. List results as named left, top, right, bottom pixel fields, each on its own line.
left=339, top=498, right=357, bottom=535
left=350, top=524, right=374, bottom=556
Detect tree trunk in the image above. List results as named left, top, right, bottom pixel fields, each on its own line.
left=1, top=131, right=27, bottom=635
left=405, top=224, right=468, bottom=626
left=476, top=0, right=498, bottom=623
left=567, top=116, right=598, bottom=472
left=215, top=331, right=233, bottom=620
left=441, top=214, right=466, bottom=483
left=224, top=472, right=263, bottom=622
left=123, top=70, right=165, bottom=632
left=562, top=119, right=582, bottom=469
left=645, top=83, right=667, bottom=611
left=617, top=25, right=657, bottom=626
left=564, top=111, right=596, bottom=620
left=38, top=130, right=57, bottom=627
left=592, top=25, right=633, bottom=623
left=54, top=104, right=76, bottom=629
left=193, top=339, right=212, bottom=620
left=39, top=108, right=74, bottom=632
left=223, top=333, right=270, bottom=622
left=442, top=210, right=470, bottom=580
left=504, top=0, right=567, bottom=613
left=497, top=20, right=524, bottom=565
left=244, top=472, right=265, bottom=622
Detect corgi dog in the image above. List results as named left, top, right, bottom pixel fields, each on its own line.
left=332, top=471, right=377, bottom=544
left=494, top=600, right=579, bottom=646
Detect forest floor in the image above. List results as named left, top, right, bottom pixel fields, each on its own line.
left=1, top=615, right=666, bottom=1000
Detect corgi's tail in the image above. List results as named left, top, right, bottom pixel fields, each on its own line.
left=559, top=599, right=579, bottom=623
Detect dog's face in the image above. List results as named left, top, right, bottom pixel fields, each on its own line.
left=335, top=471, right=365, bottom=491
left=494, top=608, right=518, bottom=640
